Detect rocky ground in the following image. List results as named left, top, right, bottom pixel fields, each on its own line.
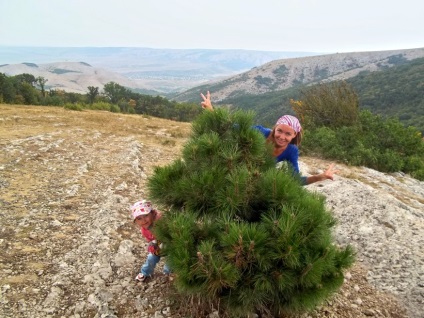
left=0, top=105, right=423, bottom=318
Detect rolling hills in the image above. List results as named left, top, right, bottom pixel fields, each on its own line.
left=172, top=47, right=424, bottom=133
left=0, top=47, right=318, bottom=94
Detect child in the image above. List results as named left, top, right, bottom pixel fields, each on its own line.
left=131, top=199, right=170, bottom=282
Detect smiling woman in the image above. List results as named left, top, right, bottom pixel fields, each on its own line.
left=200, top=91, right=338, bottom=185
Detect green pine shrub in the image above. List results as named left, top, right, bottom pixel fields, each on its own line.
left=148, top=109, right=355, bottom=317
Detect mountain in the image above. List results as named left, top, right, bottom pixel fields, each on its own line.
left=171, top=47, right=424, bottom=133
left=0, top=47, right=319, bottom=93
left=172, top=47, right=424, bottom=102
left=0, top=61, right=157, bottom=95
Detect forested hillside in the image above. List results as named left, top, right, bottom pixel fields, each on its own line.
left=214, top=57, right=424, bottom=134
left=347, top=57, right=424, bottom=132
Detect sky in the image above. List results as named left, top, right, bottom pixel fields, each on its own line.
left=1, top=0, right=423, bottom=54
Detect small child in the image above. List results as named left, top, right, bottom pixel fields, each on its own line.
left=131, top=199, right=170, bottom=282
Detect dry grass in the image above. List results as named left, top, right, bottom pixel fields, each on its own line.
left=0, top=104, right=192, bottom=142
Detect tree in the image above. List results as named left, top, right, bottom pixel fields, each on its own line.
left=147, top=109, right=355, bottom=317
left=37, top=76, right=48, bottom=97
left=19, top=82, right=38, bottom=105
left=14, top=73, right=37, bottom=86
left=103, top=81, right=128, bottom=104
left=0, top=73, right=16, bottom=103
left=290, top=81, right=359, bottom=129
left=87, top=86, right=99, bottom=104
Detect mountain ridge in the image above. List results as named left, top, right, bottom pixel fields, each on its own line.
left=173, top=47, right=424, bottom=102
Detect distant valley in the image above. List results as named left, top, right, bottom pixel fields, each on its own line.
left=0, top=47, right=319, bottom=94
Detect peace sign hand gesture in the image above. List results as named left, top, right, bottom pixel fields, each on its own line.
left=200, top=91, right=214, bottom=111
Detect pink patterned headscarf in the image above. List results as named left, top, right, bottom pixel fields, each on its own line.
left=275, top=115, right=302, bottom=133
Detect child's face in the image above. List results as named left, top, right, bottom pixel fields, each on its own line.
left=134, top=213, right=154, bottom=229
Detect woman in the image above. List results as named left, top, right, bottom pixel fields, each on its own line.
left=200, top=91, right=338, bottom=185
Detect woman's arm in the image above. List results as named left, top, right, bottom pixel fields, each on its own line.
left=305, top=163, right=339, bottom=185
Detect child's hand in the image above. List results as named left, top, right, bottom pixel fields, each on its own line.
left=148, top=240, right=160, bottom=255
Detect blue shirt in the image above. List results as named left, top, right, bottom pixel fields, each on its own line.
left=254, top=125, right=306, bottom=185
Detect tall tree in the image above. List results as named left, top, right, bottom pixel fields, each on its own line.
left=87, top=86, right=99, bottom=104
left=36, top=76, right=48, bottom=97
left=103, top=81, right=128, bottom=104
left=14, top=73, right=37, bottom=86
left=0, top=73, right=16, bottom=103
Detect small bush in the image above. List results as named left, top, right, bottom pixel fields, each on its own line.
left=110, top=104, right=120, bottom=113
left=292, top=81, right=359, bottom=129
left=405, top=155, right=424, bottom=173
left=411, top=169, right=424, bottom=180
left=375, top=149, right=404, bottom=172
left=88, top=102, right=111, bottom=111
left=64, top=103, right=83, bottom=111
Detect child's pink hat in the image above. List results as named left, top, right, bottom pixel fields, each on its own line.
left=131, top=200, right=152, bottom=220
left=275, top=115, right=302, bottom=133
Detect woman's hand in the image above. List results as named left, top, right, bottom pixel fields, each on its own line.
left=322, top=163, right=339, bottom=180
left=305, top=163, right=339, bottom=185
left=200, top=91, right=214, bottom=111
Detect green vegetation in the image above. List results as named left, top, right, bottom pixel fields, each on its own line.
left=148, top=109, right=355, bottom=317
left=0, top=73, right=201, bottom=122
left=223, top=86, right=302, bottom=126
left=22, top=62, right=38, bottom=68
left=272, top=64, right=289, bottom=78
left=291, top=81, right=360, bottom=129
left=301, top=110, right=424, bottom=180
left=293, top=82, right=424, bottom=180
left=254, top=75, right=274, bottom=87
left=49, top=68, right=81, bottom=75
left=346, top=57, right=424, bottom=133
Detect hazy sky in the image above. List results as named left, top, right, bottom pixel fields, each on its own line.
left=1, top=0, right=423, bottom=53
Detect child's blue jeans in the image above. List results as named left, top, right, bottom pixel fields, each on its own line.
left=140, top=253, right=171, bottom=276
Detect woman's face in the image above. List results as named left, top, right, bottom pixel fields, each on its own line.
left=273, top=124, right=297, bottom=148
left=134, top=213, right=154, bottom=229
